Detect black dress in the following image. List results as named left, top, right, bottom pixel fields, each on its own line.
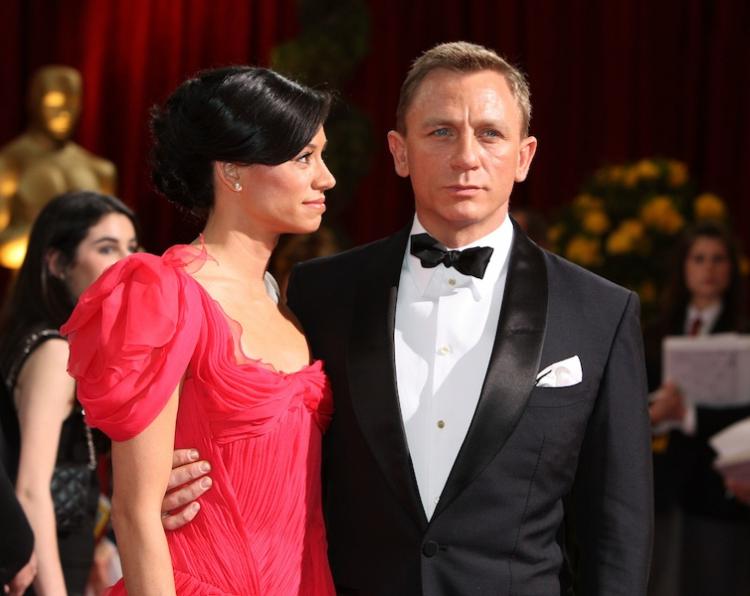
left=2, top=329, right=99, bottom=596
left=0, top=420, right=34, bottom=586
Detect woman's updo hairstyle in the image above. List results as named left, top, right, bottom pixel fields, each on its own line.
left=151, top=66, right=332, bottom=215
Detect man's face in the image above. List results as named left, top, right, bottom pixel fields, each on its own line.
left=388, top=68, right=536, bottom=246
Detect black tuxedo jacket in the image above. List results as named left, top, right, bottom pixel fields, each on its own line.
left=288, top=221, right=653, bottom=596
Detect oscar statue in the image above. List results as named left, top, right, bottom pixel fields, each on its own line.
left=0, top=65, right=117, bottom=268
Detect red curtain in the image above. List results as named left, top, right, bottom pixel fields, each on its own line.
left=0, top=0, right=298, bottom=252
left=346, top=0, right=750, bottom=246
left=1, top=0, right=749, bottom=250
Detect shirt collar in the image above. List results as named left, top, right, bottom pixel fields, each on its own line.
left=404, top=214, right=514, bottom=300
left=686, top=301, right=723, bottom=335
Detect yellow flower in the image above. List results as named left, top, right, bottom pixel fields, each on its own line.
left=623, top=166, right=640, bottom=188
left=693, top=193, right=726, bottom=221
left=667, top=160, right=688, bottom=187
left=565, top=235, right=601, bottom=267
left=573, top=193, right=603, bottom=211
left=663, top=211, right=685, bottom=234
left=606, top=219, right=646, bottom=255
left=608, top=166, right=625, bottom=184
left=582, top=210, right=611, bottom=235
left=652, top=434, right=669, bottom=453
left=547, top=223, right=565, bottom=245
left=606, top=230, right=634, bottom=255
left=640, top=196, right=684, bottom=234
left=620, top=218, right=645, bottom=239
left=635, top=159, right=660, bottom=180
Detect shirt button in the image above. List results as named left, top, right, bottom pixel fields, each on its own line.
left=437, top=345, right=451, bottom=355
left=447, top=278, right=456, bottom=286
left=437, top=420, right=445, bottom=429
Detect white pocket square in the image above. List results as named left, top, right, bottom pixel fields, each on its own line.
left=535, top=355, right=582, bottom=388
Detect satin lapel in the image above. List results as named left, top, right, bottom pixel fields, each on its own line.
left=433, top=221, right=549, bottom=519
left=347, top=226, right=428, bottom=530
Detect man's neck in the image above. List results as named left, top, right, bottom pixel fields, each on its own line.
left=415, top=211, right=508, bottom=248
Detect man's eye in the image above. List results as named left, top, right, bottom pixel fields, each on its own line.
left=481, top=129, right=501, bottom=138
left=431, top=128, right=451, bottom=137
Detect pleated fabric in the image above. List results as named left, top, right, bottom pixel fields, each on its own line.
left=61, top=245, right=335, bottom=595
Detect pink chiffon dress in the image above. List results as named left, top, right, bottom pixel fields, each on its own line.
left=61, top=244, right=335, bottom=595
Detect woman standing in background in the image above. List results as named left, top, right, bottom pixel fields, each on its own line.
left=0, top=192, right=138, bottom=595
left=647, top=221, right=750, bottom=596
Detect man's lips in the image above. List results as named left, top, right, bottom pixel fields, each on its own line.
left=446, top=185, right=483, bottom=195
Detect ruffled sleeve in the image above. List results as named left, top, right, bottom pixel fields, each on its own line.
left=61, top=253, right=202, bottom=441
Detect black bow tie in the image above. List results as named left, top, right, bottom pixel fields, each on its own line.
left=410, top=233, right=494, bottom=279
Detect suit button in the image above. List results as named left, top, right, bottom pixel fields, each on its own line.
left=422, top=540, right=439, bottom=557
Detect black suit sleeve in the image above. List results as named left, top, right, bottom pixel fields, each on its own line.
left=0, top=450, right=34, bottom=584
left=571, top=292, right=653, bottom=595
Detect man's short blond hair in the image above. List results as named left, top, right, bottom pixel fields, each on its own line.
left=396, top=41, right=532, bottom=137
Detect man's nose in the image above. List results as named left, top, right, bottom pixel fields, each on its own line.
left=450, top=134, right=480, bottom=170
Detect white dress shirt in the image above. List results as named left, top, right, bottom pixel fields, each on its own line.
left=394, top=215, right=513, bottom=519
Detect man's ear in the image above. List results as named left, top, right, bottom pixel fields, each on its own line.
left=214, top=161, right=242, bottom=192
left=514, top=135, right=538, bottom=183
left=387, top=130, right=409, bottom=178
left=46, top=249, right=66, bottom=280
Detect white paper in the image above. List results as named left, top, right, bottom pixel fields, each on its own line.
left=662, top=333, right=750, bottom=408
left=710, top=416, right=750, bottom=479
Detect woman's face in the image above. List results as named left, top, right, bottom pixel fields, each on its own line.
left=63, top=213, right=138, bottom=299
left=684, top=236, right=732, bottom=304
left=235, top=127, right=336, bottom=236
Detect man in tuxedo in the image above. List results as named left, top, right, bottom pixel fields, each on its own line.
left=165, top=41, right=653, bottom=595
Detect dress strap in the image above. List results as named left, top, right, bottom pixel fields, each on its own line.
left=5, top=328, right=64, bottom=393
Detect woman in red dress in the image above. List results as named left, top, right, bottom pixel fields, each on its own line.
left=62, top=67, right=336, bottom=595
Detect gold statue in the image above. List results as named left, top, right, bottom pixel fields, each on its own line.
left=0, top=66, right=117, bottom=268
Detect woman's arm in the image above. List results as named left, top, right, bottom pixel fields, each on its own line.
left=111, top=385, right=180, bottom=595
left=14, top=339, right=75, bottom=595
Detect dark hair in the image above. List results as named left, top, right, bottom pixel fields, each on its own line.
left=662, top=221, right=745, bottom=333
left=396, top=41, right=532, bottom=136
left=150, top=66, right=332, bottom=215
left=0, top=191, right=138, bottom=377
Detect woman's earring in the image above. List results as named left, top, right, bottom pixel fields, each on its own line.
left=234, top=182, right=242, bottom=192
